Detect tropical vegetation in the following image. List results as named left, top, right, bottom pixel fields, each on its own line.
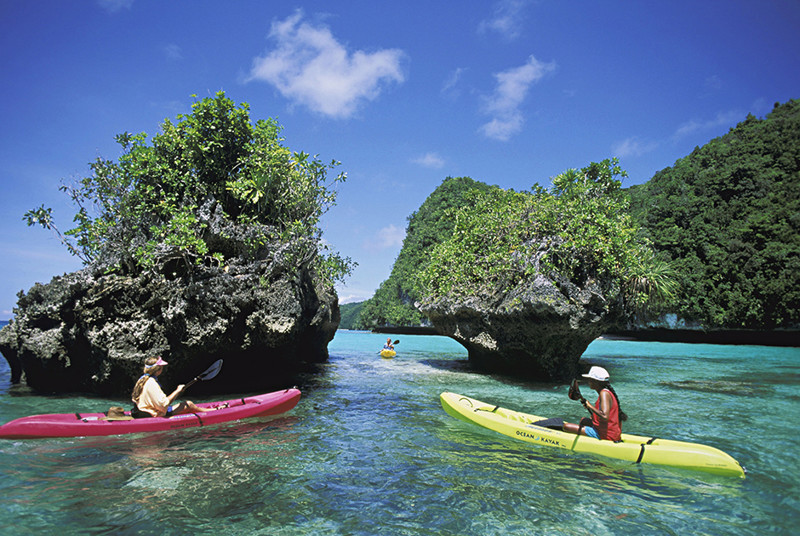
left=339, top=301, right=366, bottom=330
left=416, top=159, right=674, bottom=316
left=354, top=177, right=495, bottom=328
left=628, top=99, right=800, bottom=329
left=24, top=92, right=353, bottom=285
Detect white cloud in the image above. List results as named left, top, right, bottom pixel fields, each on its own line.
left=478, top=0, right=529, bottom=40
left=412, top=152, right=445, bottom=169
left=612, top=137, right=658, bottom=158
left=248, top=10, right=406, bottom=118
left=97, top=0, right=133, bottom=13
left=163, top=44, right=183, bottom=61
left=363, top=224, right=406, bottom=252
left=442, top=67, right=466, bottom=98
left=480, top=54, right=555, bottom=141
left=673, top=110, right=743, bottom=139
left=376, top=224, right=405, bottom=249
left=480, top=116, right=524, bottom=142
left=336, top=291, right=370, bottom=305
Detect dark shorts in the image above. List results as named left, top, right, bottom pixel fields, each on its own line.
left=131, top=405, right=174, bottom=418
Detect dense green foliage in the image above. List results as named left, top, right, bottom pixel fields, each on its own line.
left=338, top=301, right=366, bottom=330
left=628, top=99, right=800, bottom=329
left=25, top=92, right=352, bottom=284
left=355, top=177, right=495, bottom=328
left=417, top=160, right=673, bottom=314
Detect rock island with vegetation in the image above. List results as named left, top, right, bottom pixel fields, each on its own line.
left=351, top=99, right=799, bottom=376
left=0, top=92, right=352, bottom=395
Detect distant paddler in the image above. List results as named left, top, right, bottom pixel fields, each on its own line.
left=379, top=338, right=399, bottom=358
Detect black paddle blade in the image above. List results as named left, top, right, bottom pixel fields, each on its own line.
left=199, top=359, right=223, bottom=381
left=393, top=340, right=400, bottom=345
left=182, top=359, right=224, bottom=391
left=568, top=379, right=582, bottom=401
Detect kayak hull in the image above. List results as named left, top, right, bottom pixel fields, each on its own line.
left=0, top=388, right=301, bottom=439
left=380, top=349, right=396, bottom=359
left=440, top=392, right=745, bottom=478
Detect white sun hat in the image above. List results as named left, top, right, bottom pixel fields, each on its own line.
left=582, top=366, right=609, bottom=382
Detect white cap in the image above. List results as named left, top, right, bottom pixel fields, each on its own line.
left=582, top=366, right=609, bottom=382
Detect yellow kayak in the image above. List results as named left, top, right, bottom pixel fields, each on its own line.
left=380, top=349, right=396, bottom=359
left=440, top=392, right=745, bottom=478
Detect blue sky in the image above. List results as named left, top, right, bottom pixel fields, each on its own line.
left=1, top=0, right=799, bottom=318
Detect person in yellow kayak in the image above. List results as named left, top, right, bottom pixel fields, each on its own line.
left=131, top=356, right=214, bottom=418
left=383, top=338, right=395, bottom=351
left=562, top=366, right=627, bottom=441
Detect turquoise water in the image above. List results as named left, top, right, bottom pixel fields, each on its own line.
left=0, top=330, right=798, bottom=535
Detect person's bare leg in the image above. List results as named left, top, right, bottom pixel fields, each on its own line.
left=563, top=422, right=589, bottom=435
left=173, top=400, right=213, bottom=414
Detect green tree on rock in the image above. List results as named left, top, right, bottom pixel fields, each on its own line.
left=25, top=92, right=352, bottom=285
left=417, top=159, right=675, bottom=320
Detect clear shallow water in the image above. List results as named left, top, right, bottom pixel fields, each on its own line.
left=0, top=330, right=798, bottom=535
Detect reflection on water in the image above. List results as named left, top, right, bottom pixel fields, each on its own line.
left=0, top=331, right=798, bottom=535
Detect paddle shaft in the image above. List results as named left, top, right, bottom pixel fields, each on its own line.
left=181, top=359, right=223, bottom=391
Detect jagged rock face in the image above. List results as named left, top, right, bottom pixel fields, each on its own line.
left=0, top=262, right=339, bottom=396
left=419, top=274, right=621, bottom=381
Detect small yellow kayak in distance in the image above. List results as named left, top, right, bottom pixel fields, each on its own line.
left=380, top=349, right=396, bottom=359
left=441, top=392, right=745, bottom=478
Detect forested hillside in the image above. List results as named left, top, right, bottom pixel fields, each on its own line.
left=353, top=177, right=495, bottom=329
left=628, top=99, right=799, bottom=329
left=339, top=301, right=365, bottom=329
left=355, top=99, right=799, bottom=333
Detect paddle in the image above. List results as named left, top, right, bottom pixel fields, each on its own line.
left=568, top=378, right=586, bottom=404
left=181, top=359, right=223, bottom=391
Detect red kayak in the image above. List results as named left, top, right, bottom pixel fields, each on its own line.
left=0, top=388, right=301, bottom=439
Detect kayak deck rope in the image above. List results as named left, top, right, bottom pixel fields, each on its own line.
left=636, top=438, right=658, bottom=463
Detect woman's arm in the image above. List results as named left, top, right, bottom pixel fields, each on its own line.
left=166, top=384, right=186, bottom=405
left=582, top=390, right=613, bottom=423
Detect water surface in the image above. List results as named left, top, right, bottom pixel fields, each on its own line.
left=1, top=331, right=798, bottom=535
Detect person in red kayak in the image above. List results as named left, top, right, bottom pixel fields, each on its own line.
left=562, top=366, right=627, bottom=441
left=131, top=356, right=213, bottom=418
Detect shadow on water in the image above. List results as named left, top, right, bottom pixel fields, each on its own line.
left=661, top=380, right=774, bottom=396
left=418, top=357, right=473, bottom=374
left=662, top=369, right=800, bottom=396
